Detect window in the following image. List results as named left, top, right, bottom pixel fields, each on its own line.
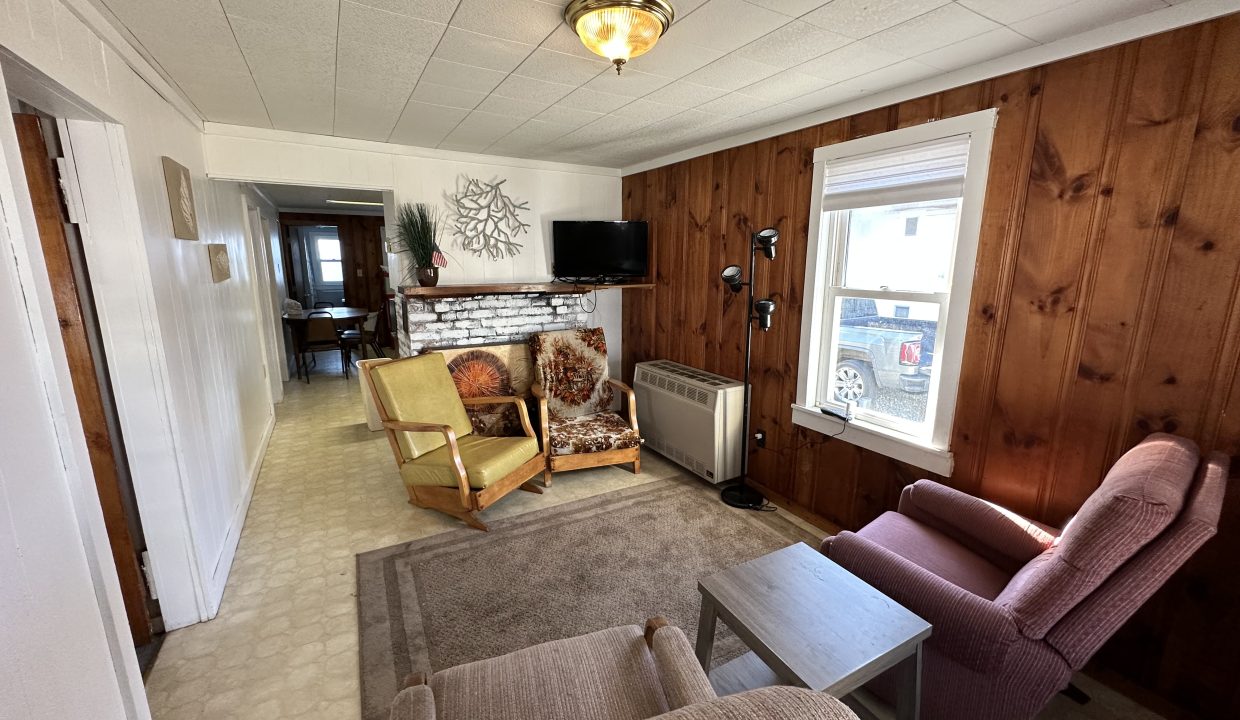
left=315, top=236, right=343, bottom=283
left=794, top=110, right=996, bottom=475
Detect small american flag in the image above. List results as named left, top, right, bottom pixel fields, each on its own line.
left=432, top=249, right=447, bottom=268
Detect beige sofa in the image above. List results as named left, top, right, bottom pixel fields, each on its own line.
left=390, top=619, right=857, bottom=720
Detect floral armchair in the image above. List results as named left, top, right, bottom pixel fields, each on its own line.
left=528, top=328, right=641, bottom=483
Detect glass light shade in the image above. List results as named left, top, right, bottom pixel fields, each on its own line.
left=575, top=7, right=663, bottom=63
left=565, top=0, right=674, bottom=72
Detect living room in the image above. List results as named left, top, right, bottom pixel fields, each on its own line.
left=1, top=2, right=1236, bottom=720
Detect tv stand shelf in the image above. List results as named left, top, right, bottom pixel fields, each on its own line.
left=399, top=282, right=653, bottom=298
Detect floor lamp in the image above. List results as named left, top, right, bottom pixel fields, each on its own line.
left=719, top=227, right=779, bottom=510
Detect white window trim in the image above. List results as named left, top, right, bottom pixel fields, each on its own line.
left=793, top=109, right=998, bottom=476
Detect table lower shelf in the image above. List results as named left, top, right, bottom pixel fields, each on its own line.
left=709, top=651, right=889, bottom=720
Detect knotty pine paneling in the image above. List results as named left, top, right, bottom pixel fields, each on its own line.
left=622, top=16, right=1240, bottom=718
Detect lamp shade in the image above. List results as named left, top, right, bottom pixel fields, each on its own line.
left=565, top=0, right=675, bottom=73
left=721, top=264, right=744, bottom=293
left=754, top=227, right=779, bottom=259
left=754, top=298, right=776, bottom=331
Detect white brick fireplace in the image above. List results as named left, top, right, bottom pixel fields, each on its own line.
left=397, top=287, right=591, bottom=356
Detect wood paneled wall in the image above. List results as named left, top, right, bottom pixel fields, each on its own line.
left=623, top=17, right=1240, bottom=718
left=279, top=212, right=387, bottom=311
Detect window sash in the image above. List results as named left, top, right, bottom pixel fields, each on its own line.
left=796, top=109, right=998, bottom=473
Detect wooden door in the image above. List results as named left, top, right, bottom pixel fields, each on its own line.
left=13, top=113, right=153, bottom=646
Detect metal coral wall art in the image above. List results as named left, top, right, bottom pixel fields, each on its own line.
left=447, top=176, right=531, bottom=260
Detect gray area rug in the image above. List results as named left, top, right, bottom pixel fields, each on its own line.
left=355, top=474, right=820, bottom=720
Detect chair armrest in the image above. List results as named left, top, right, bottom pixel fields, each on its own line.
left=608, top=379, right=640, bottom=434
left=651, top=687, right=858, bottom=720
left=461, top=395, right=538, bottom=439
left=827, top=531, right=1020, bottom=672
left=388, top=685, right=435, bottom=720
left=898, top=480, right=1056, bottom=571
left=530, top=383, right=550, bottom=447
left=645, top=618, right=715, bottom=710
left=384, top=421, right=471, bottom=506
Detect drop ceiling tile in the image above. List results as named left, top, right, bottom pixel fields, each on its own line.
left=221, top=0, right=337, bottom=27
left=451, top=0, right=563, bottom=45
left=611, top=98, right=683, bottom=125
left=644, top=79, right=728, bottom=108
left=916, top=26, right=1039, bottom=70
left=411, top=81, right=487, bottom=109
left=336, top=2, right=443, bottom=94
left=493, top=74, right=576, bottom=104
left=697, top=92, right=773, bottom=118
left=621, top=31, right=724, bottom=78
left=441, top=110, right=527, bottom=146
left=534, top=103, right=606, bottom=128
left=335, top=87, right=408, bottom=140
left=584, top=69, right=674, bottom=98
left=515, top=48, right=610, bottom=85
left=789, top=58, right=938, bottom=109
left=228, top=15, right=335, bottom=133
left=739, top=69, right=829, bottom=103
left=497, top=118, right=576, bottom=144
left=670, top=0, right=792, bottom=52
left=684, top=54, right=782, bottom=91
left=795, top=41, right=902, bottom=83
left=801, top=0, right=951, bottom=40
left=864, top=4, right=1000, bottom=58
left=558, top=86, right=630, bottom=113
left=1010, top=0, right=1167, bottom=44
left=557, top=115, right=637, bottom=147
left=388, top=101, right=469, bottom=146
left=475, top=93, right=554, bottom=118
left=957, top=0, right=1080, bottom=25
left=434, top=27, right=536, bottom=72
left=419, top=58, right=509, bottom=94
left=745, top=0, right=833, bottom=17
left=351, top=0, right=460, bottom=23
left=735, top=20, right=851, bottom=69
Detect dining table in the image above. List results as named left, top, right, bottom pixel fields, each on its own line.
left=281, top=306, right=369, bottom=380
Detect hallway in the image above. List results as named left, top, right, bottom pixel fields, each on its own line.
left=144, top=354, right=675, bottom=719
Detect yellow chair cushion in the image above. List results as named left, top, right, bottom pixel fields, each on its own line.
left=370, top=354, right=473, bottom=460
left=400, top=435, right=540, bottom=490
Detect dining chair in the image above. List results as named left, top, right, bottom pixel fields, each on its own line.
left=302, top=310, right=347, bottom=381
left=339, top=311, right=382, bottom=360
left=313, top=301, right=335, bottom=308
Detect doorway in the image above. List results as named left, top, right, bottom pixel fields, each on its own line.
left=11, top=110, right=162, bottom=664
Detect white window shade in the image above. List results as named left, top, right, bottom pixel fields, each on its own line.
left=822, top=135, right=971, bottom=211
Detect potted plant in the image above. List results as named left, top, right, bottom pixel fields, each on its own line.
left=393, top=202, right=447, bottom=287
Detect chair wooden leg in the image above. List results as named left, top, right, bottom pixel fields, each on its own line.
left=632, top=455, right=641, bottom=474
left=543, top=467, right=553, bottom=488
left=457, top=510, right=488, bottom=531
left=519, top=481, right=544, bottom=494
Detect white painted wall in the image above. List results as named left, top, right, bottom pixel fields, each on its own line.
left=0, top=71, right=146, bottom=720
left=205, top=126, right=626, bottom=375
left=2, top=0, right=278, bottom=632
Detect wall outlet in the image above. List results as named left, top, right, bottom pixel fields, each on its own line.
left=755, top=430, right=766, bottom=448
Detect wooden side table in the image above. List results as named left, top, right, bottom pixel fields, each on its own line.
left=695, top=542, right=932, bottom=720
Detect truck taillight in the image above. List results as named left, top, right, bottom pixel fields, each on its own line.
left=900, top=340, right=921, bottom=365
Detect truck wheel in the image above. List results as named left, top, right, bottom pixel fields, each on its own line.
left=834, top=360, right=875, bottom=404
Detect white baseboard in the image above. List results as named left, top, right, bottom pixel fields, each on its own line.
left=203, top=410, right=275, bottom=618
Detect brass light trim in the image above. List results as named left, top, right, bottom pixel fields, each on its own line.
left=564, top=0, right=676, bottom=74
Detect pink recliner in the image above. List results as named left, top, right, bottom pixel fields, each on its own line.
left=821, top=433, right=1229, bottom=720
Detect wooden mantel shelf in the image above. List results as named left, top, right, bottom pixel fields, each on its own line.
left=399, top=282, right=654, bottom=298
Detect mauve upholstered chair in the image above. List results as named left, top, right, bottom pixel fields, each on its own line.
left=388, top=618, right=859, bottom=720
left=821, top=433, right=1229, bottom=720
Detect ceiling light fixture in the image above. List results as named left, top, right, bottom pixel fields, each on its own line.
left=564, top=0, right=675, bottom=75
left=325, top=199, right=384, bottom=207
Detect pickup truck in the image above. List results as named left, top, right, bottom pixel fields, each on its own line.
left=833, top=298, right=934, bottom=405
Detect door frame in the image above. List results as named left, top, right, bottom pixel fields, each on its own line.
left=243, top=196, right=284, bottom=402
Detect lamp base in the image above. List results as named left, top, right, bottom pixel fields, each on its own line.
left=720, top=482, right=767, bottom=510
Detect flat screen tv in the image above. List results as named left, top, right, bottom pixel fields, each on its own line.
left=552, top=220, right=649, bottom=282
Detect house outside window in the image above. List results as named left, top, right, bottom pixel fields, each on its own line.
left=793, top=110, right=997, bottom=475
